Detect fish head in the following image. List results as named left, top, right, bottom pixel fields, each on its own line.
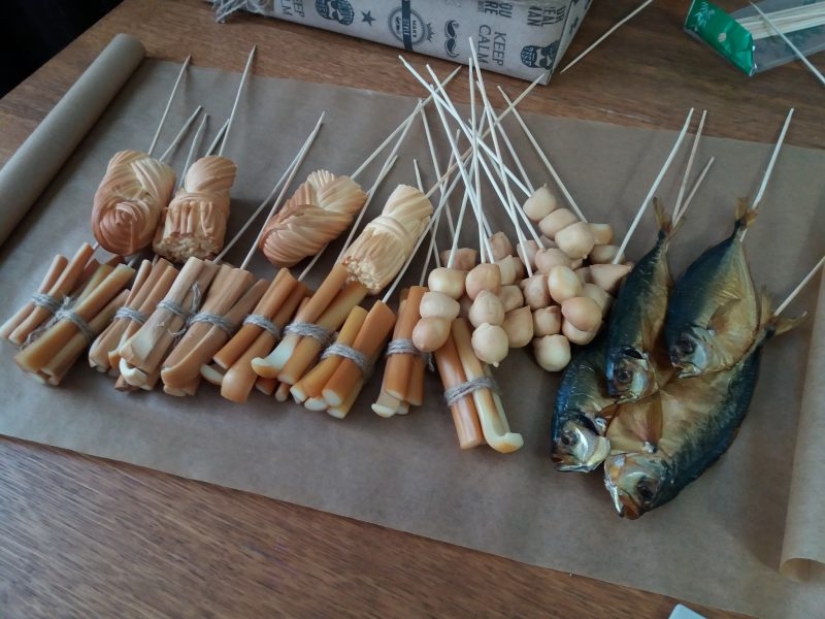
left=669, top=326, right=715, bottom=378
left=606, top=350, right=655, bottom=402
left=551, top=417, right=611, bottom=473
left=604, top=453, right=670, bottom=519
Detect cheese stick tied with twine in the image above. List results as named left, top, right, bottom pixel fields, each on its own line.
left=451, top=318, right=523, bottom=453
left=273, top=280, right=368, bottom=390
left=89, top=258, right=155, bottom=373
left=5, top=242, right=96, bottom=345
left=217, top=280, right=308, bottom=402
left=320, top=300, right=396, bottom=412
left=108, top=261, right=179, bottom=373
left=0, top=254, right=68, bottom=342
left=39, top=290, right=129, bottom=386
left=433, top=329, right=484, bottom=449
left=161, top=271, right=268, bottom=394
left=15, top=263, right=135, bottom=375
left=118, top=257, right=219, bottom=386
left=296, top=305, right=368, bottom=408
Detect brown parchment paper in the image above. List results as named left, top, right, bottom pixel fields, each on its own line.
left=0, top=34, right=145, bottom=248
left=0, top=60, right=824, bottom=619
left=782, top=268, right=825, bottom=582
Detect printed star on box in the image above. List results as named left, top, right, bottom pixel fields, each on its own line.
left=362, top=11, right=375, bottom=26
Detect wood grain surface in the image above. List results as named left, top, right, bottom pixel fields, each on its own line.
left=3, top=0, right=822, bottom=616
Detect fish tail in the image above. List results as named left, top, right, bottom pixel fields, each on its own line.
left=734, top=198, right=758, bottom=236
left=771, top=313, right=807, bottom=337
left=758, top=288, right=806, bottom=337
left=653, top=197, right=676, bottom=240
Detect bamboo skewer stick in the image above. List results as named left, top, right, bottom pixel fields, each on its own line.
left=673, top=110, right=707, bottom=223
left=219, top=46, right=256, bottom=158
left=681, top=157, right=715, bottom=215
left=752, top=108, right=794, bottom=211
left=614, top=108, right=695, bottom=263
left=158, top=106, right=204, bottom=163
left=497, top=88, right=586, bottom=222
left=775, top=255, right=825, bottom=316
left=148, top=55, right=192, bottom=157
left=750, top=4, right=825, bottom=86
left=560, top=0, right=655, bottom=74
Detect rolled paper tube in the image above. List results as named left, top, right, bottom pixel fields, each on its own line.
left=212, top=268, right=298, bottom=370
left=383, top=285, right=426, bottom=401
left=108, top=261, right=178, bottom=369
left=15, top=263, right=135, bottom=374
left=9, top=242, right=95, bottom=344
left=40, top=289, right=129, bottom=385
left=291, top=305, right=368, bottom=404
left=451, top=318, right=523, bottom=453
left=161, top=276, right=266, bottom=391
left=433, top=332, right=484, bottom=449
left=322, top=300, right=396, bottom=408
left=0, top=34, right=146, bottom=249
left=0, top=253, right=68, bottom=340
left=89, top=258, right=154, bottom=371
left=274, top=281, right=368, bottom=385
left=255, top=264, right=350, bottom=373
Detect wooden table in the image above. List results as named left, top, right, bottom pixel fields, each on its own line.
left=2, top=1, right=822, bottom=616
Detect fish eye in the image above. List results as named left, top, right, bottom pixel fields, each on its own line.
left=636, top=481, right=655, bottom=502
left=615, top=367, right=631, bottom=384
left=677, top=337, right=695, bottom=355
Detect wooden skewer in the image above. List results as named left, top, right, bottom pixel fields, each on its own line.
left=0, top=253, right=68, bottom=340
left=681, top=157, right=715, bottom=216
left=560, top=0, right=655, bottom=74
left=218, top=281, right=308, bottom=403
left=451, top=318, right=523, bottom=453
left=158, top=106, right=204, bottom=163
left=433, top=330, right=485, bottom=449
left=148, top=55, right=192, bottom=157
left=614, top=108, right=695, bottom=263
left=776, top=254, right=825, bottom=316
left=752, top=108, right=794, bottom=212
left=673, top=110, right=707, bottom=223
left=219, top=46, right=256, bottom=158
left=294, top=305, right=368, bottom=407
left=322, top=300, right=396, bottom=410
left=750, top=3, right=825, bottom=87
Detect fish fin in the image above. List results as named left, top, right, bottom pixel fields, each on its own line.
left=758, top=288, right=773, bottom=330
left=707, top=298, right=741, bottom=334
left=772, top=313, right=807, bottom=336
left=646, top=394, right=664, bottom=447
left=734, top=197, right=758, bottom=235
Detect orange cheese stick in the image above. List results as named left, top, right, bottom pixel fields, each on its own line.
left=0, top=253, right=68, bottom=340
left=266, top=281, right=367, bottom=385
left=321, top=300, right=396, bottom=408
left=212, top=267, right=298, bottom=370
left=292, top=305, right=368, bottom=406
left=258, top=264, right=350, bottom=373
left=383, top=286, right=426, bottom=401
left=10, top=243, right=96, bottom=345
left=433, top=332, right=484, bottom=449
left=15, top=264, right=135, bottom=374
